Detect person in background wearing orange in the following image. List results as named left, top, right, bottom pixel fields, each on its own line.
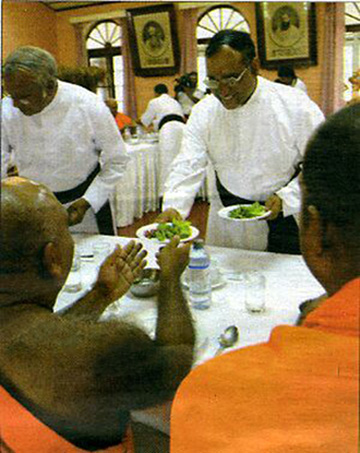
left=105, top=98, right=136, bottom=133
left=170, top=103, right=359, bottom=453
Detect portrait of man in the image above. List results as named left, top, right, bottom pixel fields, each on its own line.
left=271, top=5, right=301, bottom=47
left=142, top=20, right=166, bottom=57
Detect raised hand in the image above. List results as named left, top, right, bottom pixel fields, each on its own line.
left=94, top=241, right=147, bottom=302
left=156, top=236, right=191, bottom=281
left=264, top=194, right=282, bottom=221
left=155, top=208, right=183, bottom=224
left=67, top=198, right=91, bottom=226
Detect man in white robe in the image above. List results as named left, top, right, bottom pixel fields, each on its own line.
left=140, top=84, right=184, bottom=132
left=1, top=46, right=129, bottom=235
left=158, top=30, right=324, bottom=253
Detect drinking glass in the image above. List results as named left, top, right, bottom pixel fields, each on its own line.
left=244, top=271, right=266, bottom=313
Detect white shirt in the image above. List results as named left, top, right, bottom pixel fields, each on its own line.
left=177, top=89, right=205, bottom=116
left=1, top=81, right=129, bottom=213
left=141, top=94, right=184, bottom=131
left=293, top=78, right=308, bottom=94
left=163, top=77, right=324, bottom=250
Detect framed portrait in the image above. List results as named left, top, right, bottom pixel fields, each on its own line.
left=127, top=4, right=180, bottom=77
left=255, top=2, right=317, bottom=69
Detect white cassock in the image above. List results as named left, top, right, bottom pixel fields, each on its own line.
left=141, top=93, right=184, bottom=131
left=1, top=81, right=129, bottom=234
left=158, top=121, right=186, bottom=197
left=163, top=77, right=325, bottom=250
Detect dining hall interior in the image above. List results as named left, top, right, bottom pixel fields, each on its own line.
left=3, top=1, right=360, bottom=238
left=1, top=2, right=359, bottom=453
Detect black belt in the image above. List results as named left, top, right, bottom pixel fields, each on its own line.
left=215, top=172, right=300, bottom=254
left=158, top=114, right=185, bottom=131
left=53, top=164, right=115, bottom=236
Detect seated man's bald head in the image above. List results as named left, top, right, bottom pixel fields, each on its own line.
left=1, top=177, right=73, bottom=275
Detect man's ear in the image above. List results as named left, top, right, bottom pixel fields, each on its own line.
left=42, top=242, right=63, bottom=279
left=306, top=205, right=326, bottom=256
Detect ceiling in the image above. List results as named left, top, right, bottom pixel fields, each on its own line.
left=40, top=1, right=120, bottom=12
left=39, top=1, right=360, bottom=23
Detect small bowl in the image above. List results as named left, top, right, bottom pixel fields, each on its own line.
left=130, top=268, right=160, bottom=298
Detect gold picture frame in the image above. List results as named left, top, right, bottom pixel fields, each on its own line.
left=256, top=2, right=317, bottom=69
left=127, top=4, right=180, bottom=77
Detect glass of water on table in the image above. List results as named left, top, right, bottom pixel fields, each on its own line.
left=244, top=271, right=266, bottom=313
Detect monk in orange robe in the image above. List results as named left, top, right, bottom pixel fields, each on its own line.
left=170, top=103, right=360, bottom=453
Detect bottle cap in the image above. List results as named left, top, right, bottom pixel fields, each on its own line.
left=192, top=239, right=205, bottom=249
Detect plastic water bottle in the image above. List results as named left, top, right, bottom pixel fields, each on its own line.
left=188, top=240, right=212, bottom=310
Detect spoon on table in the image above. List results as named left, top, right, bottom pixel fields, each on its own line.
left=214, top=325, right=239, bottom=356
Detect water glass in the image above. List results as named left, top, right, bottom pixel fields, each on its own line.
left=64, top=254, right=82, bottom=293
left=244, top=271, right=266, bottom=313
left=93, top=241, right=111, bottom=261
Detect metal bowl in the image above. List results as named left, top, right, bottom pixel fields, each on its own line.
left=130, top=268, right=160, bottom=298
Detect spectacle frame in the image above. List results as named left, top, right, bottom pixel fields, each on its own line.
left=204, top=67, right=248, bottom=91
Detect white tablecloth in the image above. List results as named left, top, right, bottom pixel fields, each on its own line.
left=112, top=139, right=160, bottom=227
left=55, top=234, right=324, bottom=435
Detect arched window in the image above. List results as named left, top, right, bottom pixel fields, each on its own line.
left=86, top=20, right=124, bottom=111
left=344, top=2, right=360, bottom=100
left=196, top=6, right=250, bottom=91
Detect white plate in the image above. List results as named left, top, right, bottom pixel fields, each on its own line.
left=136, top=223, right=199, bottom=244
left=218, top=204, right=272, bottom=222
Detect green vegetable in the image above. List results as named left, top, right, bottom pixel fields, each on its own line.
left=146, top=219, right=192, bottom=241
left=228, top=202, right=267, bottom=219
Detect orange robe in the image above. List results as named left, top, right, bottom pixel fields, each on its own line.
left=115, top=113, right=133, bottom=131
left=170, top=278, right=359, bottom=453
left=0, top=385, right=133, bottom=452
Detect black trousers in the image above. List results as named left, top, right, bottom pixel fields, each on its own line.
left=54, top=164, right=115, bottom=236
left=216, top=174, right=301, bottom=255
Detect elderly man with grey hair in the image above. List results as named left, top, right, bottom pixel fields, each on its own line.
left=1, top=46, right=129, bottom=235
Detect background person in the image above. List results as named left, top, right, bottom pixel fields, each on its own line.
left=276, top=65, right=308, bottom=94
left=170, top=103, right=360, bottom=453
left=1, top=46, right=129, bottom=235
left=140, top=83, right=185, bottom=132
left=175, top=72, right=205, bottom=119
left=141, top=84, right=186, bottom=199
left=158, top=30, right=324, bottom=254
left=0, top=177, right=195, bottom=452
left=105, top=98, right=137, bottom=134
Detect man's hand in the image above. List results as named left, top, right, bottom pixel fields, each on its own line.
left=264, top=194, right=282, bottom=221
left=156, top=236, right=191, bottom=281
left=156, top=208, right=183, bottom=224
left=67, top=198, right=91, bottom=226
left=94, top=241, right=147, bottom=302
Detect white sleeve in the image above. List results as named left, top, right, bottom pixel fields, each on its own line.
left=82, top=100, right=130, bottom=213
left=162, top=111, right=209, bottom=218
left=276, top=98, right=325, bottom=217
left=1, top=120, right=11, bottom=179
left=141, top=100, right=156, bottom=127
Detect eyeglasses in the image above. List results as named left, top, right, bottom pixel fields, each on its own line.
left=204, top=67, right=248, bottom=90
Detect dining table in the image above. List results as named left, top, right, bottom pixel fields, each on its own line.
left=54, top=233, right=324, bottom=436
left=112, top=136, right=160, bottom=228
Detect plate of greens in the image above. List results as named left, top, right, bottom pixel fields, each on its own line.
left=218, top=202, right=271, bottom=222
left=136, top=220, right=199, bottom=243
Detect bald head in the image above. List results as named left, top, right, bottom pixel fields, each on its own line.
left=105, top=99, right=118, bottom=118
left=1, top=177, right=72, bottom=274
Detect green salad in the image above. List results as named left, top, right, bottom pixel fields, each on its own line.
left=228, top=202, right=267, bottom=219
left=145, top=219, right=192, bottom=241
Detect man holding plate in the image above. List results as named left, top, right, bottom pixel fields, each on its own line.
left=158, top=30, right=324, bottom=254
